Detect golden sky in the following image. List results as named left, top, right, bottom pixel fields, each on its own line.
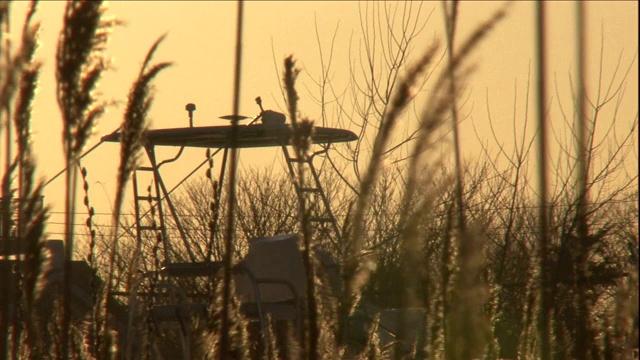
left=4, top=1, right=638, bottom=242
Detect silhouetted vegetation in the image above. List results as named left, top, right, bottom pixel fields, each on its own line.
left=1, top=1, right=637, bottom=359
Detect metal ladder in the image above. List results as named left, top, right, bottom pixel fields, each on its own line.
left=129, top=147, right=202, bottom=359
left=132, top=150, right=172, bottom=263
left=281, top=145, right=342, bottom=247
left=131, top=146, right=197, bottom=266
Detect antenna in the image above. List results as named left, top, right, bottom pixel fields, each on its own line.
left=186, top=103, right=196, bottom=127
left=255, top=96, right=264, bottom=112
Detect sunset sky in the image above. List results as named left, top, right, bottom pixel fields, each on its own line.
left=5, top=1, right=638, bottom=243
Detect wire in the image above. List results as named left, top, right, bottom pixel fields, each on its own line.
left=43, top=198, right=637, bottom=217
left=44, top=126, right=121, bottom=187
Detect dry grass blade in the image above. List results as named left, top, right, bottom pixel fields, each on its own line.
left=219, top=3, right=244, bottom=358
left=283, top=56, right=301, bottom=125
left=534, top=4, right=552, bottom=360
left=115, top=34, right=171, bottom=218
left=283, top=55, right=321, bottom=359
left=0, top=11, right=14, bottom=355
left=573, top=3, right=593, bottom=358
left=449, top=4, right=509, bottom=72
left=1, top=1, right=634, bottom=358
left=341, top=42, right=441, bottom=325
left=0, top=2, right=48, bottom=357
left=443, top=0, right=466, bottom=233
left=0, top=2, right=8, bottom=31
left=13, top=36, right=44, bottom=315
left=100, top=34, right=171, bottom=356
left=446, top=226, right=490, bottom=360
left=335, top=2, right=508, bottom=354
left=56, top=0, right=116, bottom=156
left=55, top=1, right=116, bottom=357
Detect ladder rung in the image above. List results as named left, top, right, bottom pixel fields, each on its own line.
left=287, top=158, right=308, bottom=163
left=161, top=262, right=223, bottom=277
left=139, top=225, right=157, bottom=231
left=136, top=196, right=158, bottom=202
left=137, top=166, right=156, bottom=171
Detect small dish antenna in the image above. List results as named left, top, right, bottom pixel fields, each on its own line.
left=219, top=114, right=251, bottom=121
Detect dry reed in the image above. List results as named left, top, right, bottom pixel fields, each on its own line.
left=0, top=1, right=637, bottom=359
left=55, top=1, right=116, bottom=356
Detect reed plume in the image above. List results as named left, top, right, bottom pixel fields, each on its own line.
left=55, top=1, right=116, bottom=356
left=283, top=55, right=320, bottom=359
left=114, top=34, right=171, bottom=219
left=1, top=1, right=49, bottom=357
left=102, top=34, right=171, bottom=356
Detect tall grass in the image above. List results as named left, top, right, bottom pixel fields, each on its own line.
left=1, top=1, right=171, bottom=358
left=103, top=34, right=172, bottom=358
left=1, top=2, right=48, bottom=358
left=1, top=1, right=637, bottom=359
left=284, top=54, right=329, bottom=359
left=55, top=1, right=115, bottom=356
left=218, top=1, right=245, bottom=358
left=534, top=5, right=552, bottom=359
